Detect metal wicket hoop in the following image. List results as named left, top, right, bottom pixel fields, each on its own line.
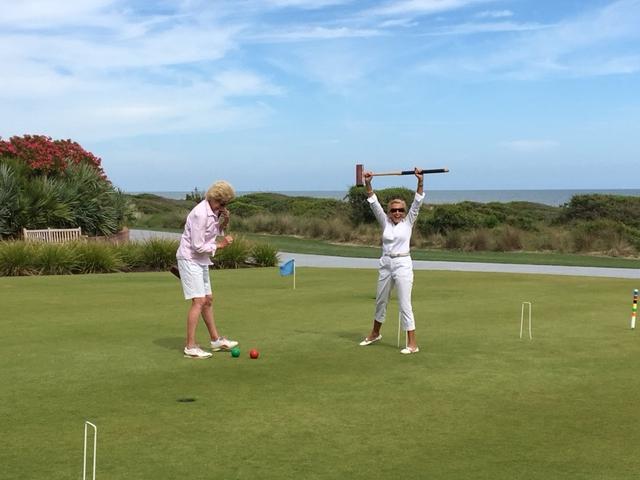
left=83, top=421, right=97, bottom=480
left=520, top=302, right=532, bottom=340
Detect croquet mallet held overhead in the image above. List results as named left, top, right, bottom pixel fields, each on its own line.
left=355, top=164, right=449, bottom=186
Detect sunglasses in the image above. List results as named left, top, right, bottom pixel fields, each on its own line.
left=389, top=208, right=406, bottom=213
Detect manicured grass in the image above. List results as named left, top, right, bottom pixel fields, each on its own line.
left=2, top=269, right=639, bottom=479
left=242, top=232, right=640, bottom=268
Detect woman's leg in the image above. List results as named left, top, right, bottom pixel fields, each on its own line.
left=201, top=294, right=220, bottom=341
left=395, top=261, right=417, bottom=350
left=186, top=297, right=206, bottom=348
left=367, top=262, right=393, bottom=341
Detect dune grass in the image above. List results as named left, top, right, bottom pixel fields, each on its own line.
left=1, top=269, right=639, bottom=479
left=242, top=232, right=640, bottom=268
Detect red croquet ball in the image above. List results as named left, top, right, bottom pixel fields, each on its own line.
left=249, top=349, right=259, bottom=359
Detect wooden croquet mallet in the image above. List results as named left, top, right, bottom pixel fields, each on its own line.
left=355, top=164, right=449, bottom=186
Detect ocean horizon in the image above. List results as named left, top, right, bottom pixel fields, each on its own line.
left=129, top=189, right=640, bottom=207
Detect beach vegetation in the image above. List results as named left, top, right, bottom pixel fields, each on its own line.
left=125, top=190, right=640, bottom=258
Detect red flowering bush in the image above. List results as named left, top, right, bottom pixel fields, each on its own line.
left=0, top=135, right=104, bottom=176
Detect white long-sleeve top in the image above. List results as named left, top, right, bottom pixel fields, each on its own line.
left=367, top=192, right=425, bottom=257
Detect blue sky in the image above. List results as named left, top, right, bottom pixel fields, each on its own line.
left=1, top=0, right=639, bottom=192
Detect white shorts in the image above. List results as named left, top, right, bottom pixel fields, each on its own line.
left=177, top=259, right=212, bottom=299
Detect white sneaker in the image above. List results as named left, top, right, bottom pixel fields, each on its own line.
left=210, top=337, right=238, bottom=351
left=184, top=346, right=212, bottom=359
left=400, top=346, right=420, bottom=355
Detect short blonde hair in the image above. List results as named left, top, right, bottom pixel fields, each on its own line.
left=387, top=198, right=407, bottom=213
left=206, top=181, right=235, bottom=204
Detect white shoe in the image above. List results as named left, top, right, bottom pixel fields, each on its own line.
left=184, top=346, right=212, bottom=359
left=210, top=337, right=238, bottom=351
left=359, top=334, right=382, bottom=346
left=400, top=346, right=420, bottom=355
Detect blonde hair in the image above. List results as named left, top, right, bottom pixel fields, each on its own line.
left=387, top=198, right=407, bottom=213
left=206, top=181, right=235, bottom=204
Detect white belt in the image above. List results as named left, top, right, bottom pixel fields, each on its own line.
left=385, top=252, right=410, bottom=258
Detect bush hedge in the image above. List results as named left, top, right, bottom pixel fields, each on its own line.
left=0, top=239, right=279, bottom=276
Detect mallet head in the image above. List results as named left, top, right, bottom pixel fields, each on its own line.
left=355, top=164, right=364, bottom=186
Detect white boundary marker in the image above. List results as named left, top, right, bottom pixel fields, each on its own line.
left=83, top=421, right=97, bottom=480
left=520, top=302, right=532, bottom=340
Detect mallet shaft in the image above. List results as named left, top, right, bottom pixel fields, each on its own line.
left=373, top=168, right=449, bottom=177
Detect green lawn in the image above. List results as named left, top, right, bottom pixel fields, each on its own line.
left=2, top=269, right=639, bottom=479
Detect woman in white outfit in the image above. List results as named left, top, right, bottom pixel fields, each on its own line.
left=359, top=168, right=424, bottom=354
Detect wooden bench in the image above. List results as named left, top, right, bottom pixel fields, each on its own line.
left=23, top=227, right=83, bottom=243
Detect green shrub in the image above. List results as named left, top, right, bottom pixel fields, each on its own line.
left=444, top=231, right=463, bottom=250
left=185, top=187, right=204, bottom=203
left=560, top=194, right=640, bottom=228
left=0, top=159, right=132, bottom=238
left=228, top=201, right=266, bottom=217
left=74, top=242, right=124, bottom=273
left=494, top=227, right=524, bottom=252
left=35, top=243, right=80, bottom=275
left=0, top=162, right=20, bottom=238
left=251, top=243, right=279, bottom=267
left=569, top=220, right=640, bottom=254
left=115, top=242, right=145, bottom=271
left=0, top=241, right=37, bottom=276
left=465, top=229, right=491, bottom=251
left=345, top=186, right=415, bottom=224
left=138, top=238, right=178, bottom=271
left=214, top=237, right=251, bottom=269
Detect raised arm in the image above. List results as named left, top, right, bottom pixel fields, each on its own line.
left=407, top=167, right=425, bottom=225
left=364, top=170, right=387, bottom=227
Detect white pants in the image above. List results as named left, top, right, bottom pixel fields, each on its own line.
left=374, top=256, right=416, bottom=331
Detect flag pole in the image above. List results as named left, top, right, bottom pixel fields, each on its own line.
left=293, top=259, right=296, bottom=290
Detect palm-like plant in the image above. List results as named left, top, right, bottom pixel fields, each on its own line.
left=0, top=163, right=20, bottom=238
left=0, top=156, right=132, bottom=238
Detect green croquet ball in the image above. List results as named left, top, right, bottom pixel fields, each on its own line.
left=231, top=347, right=240, bottom=358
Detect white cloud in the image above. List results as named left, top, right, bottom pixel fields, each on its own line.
left=262, top=0, right=353, bottom=8
left=500, top=140, right=559, bottom=153
left=0, top=0, right=115, bottom=27
left=418, top=0, right=640, bottom=78
left=0, top=0, right=284, bottom=141
left=426, top=21, right=549, bottom=36
left=377, top=17, right=419, bottom=28
left=365, top=0, right=491, bottom=17
left=476, top=9, right=513, bottom=18
left=214, top=70, right=283, bottom=96
left=249, top=25, right=381, bottom=42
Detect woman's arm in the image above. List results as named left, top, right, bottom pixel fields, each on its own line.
left=190, top=212, right=217, bottom=255
left=364, top=171, right=387, bottom=227
left=407, top=167, right=425, bottom=225
left=415, top=167, right=423, bottom=196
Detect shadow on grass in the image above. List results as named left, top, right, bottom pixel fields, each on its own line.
left=153, top=337, right=184, bottom=350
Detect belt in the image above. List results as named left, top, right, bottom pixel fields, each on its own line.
left=385, top=252, right=410, bottom=258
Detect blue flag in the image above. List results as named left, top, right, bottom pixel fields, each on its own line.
left=279, top=259, right=295, bottom=276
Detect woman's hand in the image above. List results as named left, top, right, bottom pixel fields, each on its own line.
left=415, top=167, right=424, bottom=195
left=364, top=171, right=374, bottom=196
left=216, top=235, right=234, bottom=249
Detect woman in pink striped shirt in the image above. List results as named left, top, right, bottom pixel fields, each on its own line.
left=177, top=181, right=239, bottom=359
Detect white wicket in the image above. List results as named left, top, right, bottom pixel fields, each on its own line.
left=520, top=302, right=532, bottom=340
left=396, top=311, right=407, bottom=348
left=83, top=421, right=97, bottom=480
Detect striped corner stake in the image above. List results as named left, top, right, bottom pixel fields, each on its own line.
left=632, top=288, right=638, bottom=330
